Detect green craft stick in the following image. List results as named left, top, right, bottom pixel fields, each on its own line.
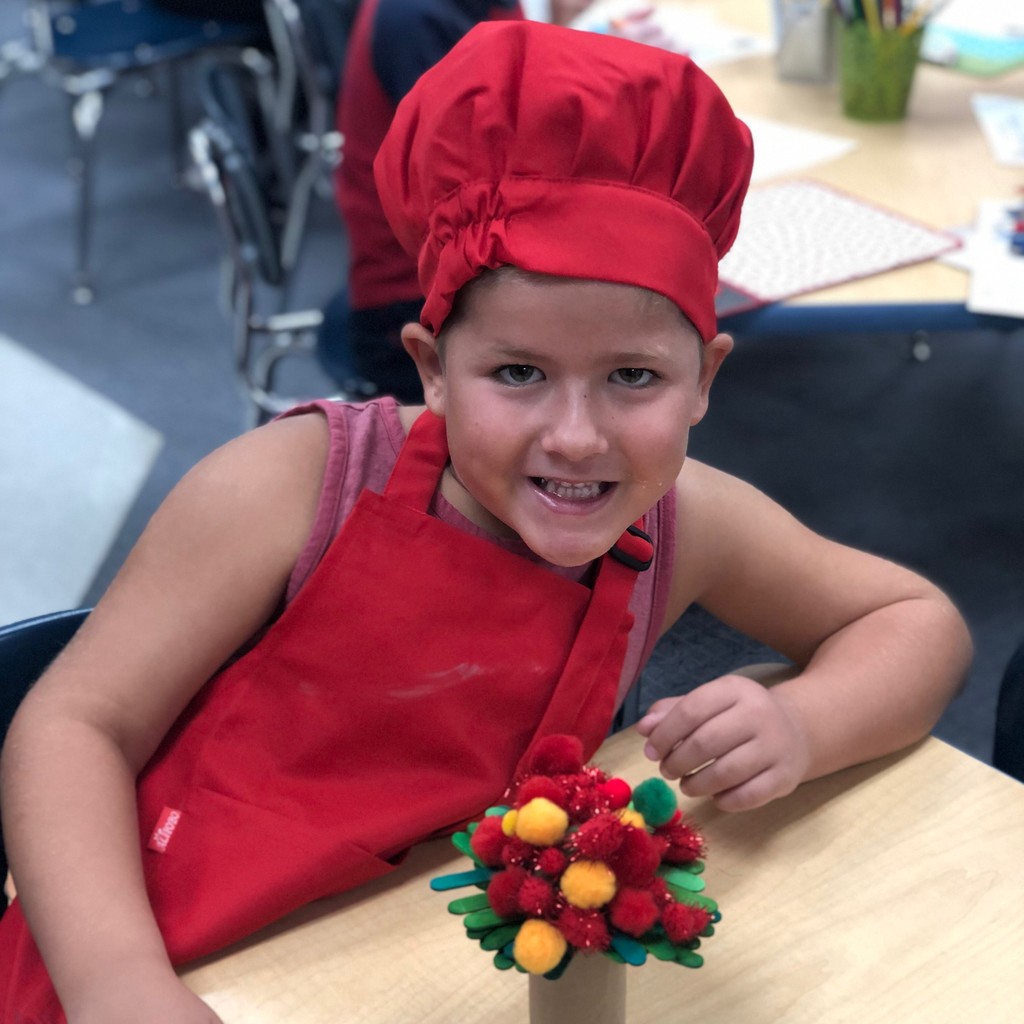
left=493, top=951, right=516, bottom=970
left=447, top=892, right=492, bottom=915
left=451, top=831, right=484, bottom=865
left=644, top=937, right=679, bottom=962
left=430, top=867, right=493, bottom=891
left=676, top=948, right=704, bottom=969
left=485, top=806, right=510, bottom=817
left=481, top=923, right=522, bottom=951
left=665, top=887, right=717, bottom=911
left=659, top=867, right=706, bottom=892
left=610, top=933, right=647, bottom=966
left=605, top=948, right=626, bottom=965
left=464, top=907, right=511, bottom=931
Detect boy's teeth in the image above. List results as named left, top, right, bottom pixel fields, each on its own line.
left=539, top=478, right=603, bottom=499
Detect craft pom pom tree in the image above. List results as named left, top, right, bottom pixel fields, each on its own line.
left=430, top=734, right=720, bottom=980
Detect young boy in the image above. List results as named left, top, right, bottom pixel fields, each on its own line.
left=0, top=21, right=970, bottom=1023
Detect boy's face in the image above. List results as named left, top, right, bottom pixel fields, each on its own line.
left=404, top=273, right=730, bottom=568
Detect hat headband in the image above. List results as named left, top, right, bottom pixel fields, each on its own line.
left=420, top=176, right=719, bottom=341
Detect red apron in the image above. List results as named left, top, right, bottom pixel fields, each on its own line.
left=0, top=409, right=653, bottom=1022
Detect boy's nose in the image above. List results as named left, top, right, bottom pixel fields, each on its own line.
left=539, top=392, right=609, bottom=462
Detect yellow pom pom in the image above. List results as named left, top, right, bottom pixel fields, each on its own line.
left=502, top=810, right=518, bottom=837
left=513, top=918, right=567, bottom=975
left=617, top=807, right=645, bottom=830
left=515, top=797, right=569, bottom=847
left=560, top=859, right=617, bottom=909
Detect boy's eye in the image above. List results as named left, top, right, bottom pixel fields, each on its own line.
left=497, top=365, right=543, bottom=385
left=612, top=368, right=655, bottom=387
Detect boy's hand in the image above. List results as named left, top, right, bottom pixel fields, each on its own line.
left=636, top=675, right=811, bottom=812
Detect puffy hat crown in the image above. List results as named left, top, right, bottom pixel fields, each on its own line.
left=374, top=20, right=753, bottom=341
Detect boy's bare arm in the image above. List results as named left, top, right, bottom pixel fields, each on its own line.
left=0, top=413, right=329, bottom=1022
left=640, top=460, right=972, bottom=812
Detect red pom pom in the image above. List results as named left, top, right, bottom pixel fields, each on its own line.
left=518, top=876, right=557, bottom=917
left=567, top=784, right=605, bottom=823
left=536, top=847, right=569, bottom=878
left=648, top=877, right=673, bottom=907
left=470, top=815, right=508, bottom=867
left=571, top=813, right=627, bottom=860
left=501, top=837, right=536, bottom=868
left=488, top=866, right=528, bottom=918
left=657, top=820, right=706, bottom=864
left=662, top=902, right=711, bottom=944
left=515, top=776, right=569, bottom=810
left=598, top=777, right=632, bottom=810
left=557, top=906, right=611, bottom=952
left=526, top=735, right=585, bottom=776
left=609, top=887, right=660, bottom=937
left=608, top=827, right=661, bottom=887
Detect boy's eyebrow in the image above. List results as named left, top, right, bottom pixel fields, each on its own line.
left=479, top=342, right=679, bottom=364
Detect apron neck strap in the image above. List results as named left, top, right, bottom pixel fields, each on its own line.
left=383, top=409, right=449, bottom=510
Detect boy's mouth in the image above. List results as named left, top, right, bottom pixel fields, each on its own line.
left=532, top=477, right=611, bottom=500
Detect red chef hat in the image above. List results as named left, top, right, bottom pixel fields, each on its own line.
left=373, top=20, right=753, bottom=342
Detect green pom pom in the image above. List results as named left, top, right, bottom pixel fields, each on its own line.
left=631, top=777, right=677, bottom=827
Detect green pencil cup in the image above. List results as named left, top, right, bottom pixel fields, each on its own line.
left=839, top=22, right=924, bottom=122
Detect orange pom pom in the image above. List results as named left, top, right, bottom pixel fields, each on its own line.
left=515, top=797, right=569, bottom=846
left=513, top=918, right=568, bottom=974
left=560, top=859, right=617, bottom=909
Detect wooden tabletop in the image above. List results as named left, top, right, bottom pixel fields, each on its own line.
left=687, top=0, right=1024, bottom=307
left=181, top=728, right=1024, bottom=1023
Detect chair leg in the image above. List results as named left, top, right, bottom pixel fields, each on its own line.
left=67, top=84, right=105, bottom=305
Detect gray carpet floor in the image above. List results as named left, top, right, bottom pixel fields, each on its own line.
left=2, top=7, right=1021, bottom=766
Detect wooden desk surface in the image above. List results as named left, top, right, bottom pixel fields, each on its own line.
left=181, top=729, right=1024, bottom=1023
left=689, top=1, right=1024, bottom=307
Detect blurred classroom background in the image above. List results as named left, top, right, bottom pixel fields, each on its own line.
left=1, top=0, right=1022, bottom=766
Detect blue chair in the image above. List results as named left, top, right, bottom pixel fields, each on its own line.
left=994, top=639, right=1024, bottom=784
left=3, top=1, right=266, bottom=303
left=0, top=607, right=90, bottom=914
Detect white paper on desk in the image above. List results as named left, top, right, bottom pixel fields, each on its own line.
left=743, top=115, right=857, bottom=184
left=966, top=199, right=1024, bottom=318
left=571, top=1, right=774, bottom=66
left=719, top=180, right=960, bottom=304
left=971, top=94, right=1024, bottom=167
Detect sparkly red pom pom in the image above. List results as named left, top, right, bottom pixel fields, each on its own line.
left=571, top=813, right=627, bottom=860
left=557, top=906, right=611, bottom=952
left=518, top=875, right=557, bottom=917
left=535, top=847, right=569, bottom=878
left=515, top=775, right=569, bottom=809
left=657, top=819, right=706, bottom=864
left=608, top=826, right=661, bottom=887
left=609, top=886, right=660, bottom=937
left=662, top=902, right=711, bottom=944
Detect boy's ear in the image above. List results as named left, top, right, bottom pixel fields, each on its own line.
left=691, top=332, right=732, bottom=426
left=401, top=322, right=446, bottom=415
